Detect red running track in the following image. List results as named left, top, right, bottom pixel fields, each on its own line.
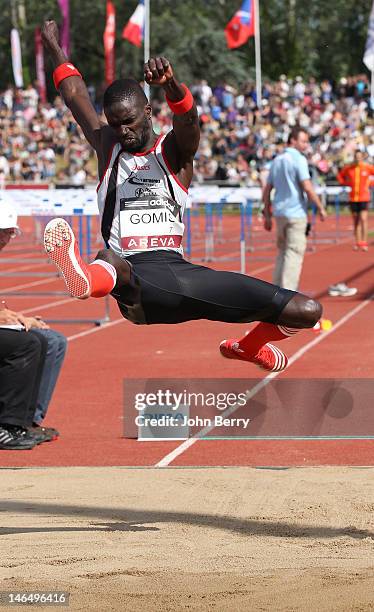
left=0, top=215, right=374, bottom=467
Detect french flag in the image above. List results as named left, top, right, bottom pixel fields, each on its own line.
left=122, top=0, right=145, bottom=48
left=225, top=0, right=255, bottom=49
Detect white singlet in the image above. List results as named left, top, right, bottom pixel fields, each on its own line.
left=97, top=134, right=188, bottom=258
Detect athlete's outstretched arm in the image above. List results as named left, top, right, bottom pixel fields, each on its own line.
left=144, top=57, right=200, bottom=189
left=41, top=20, right=114, bottom=172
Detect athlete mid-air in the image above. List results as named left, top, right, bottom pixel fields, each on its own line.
left=41, top=20, right=321, bottom=373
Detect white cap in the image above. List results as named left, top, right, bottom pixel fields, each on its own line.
left=0, top=203, right=20, bottom=234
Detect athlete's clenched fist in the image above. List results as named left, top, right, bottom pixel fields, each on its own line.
left=144, top=57, right=173, bottom=86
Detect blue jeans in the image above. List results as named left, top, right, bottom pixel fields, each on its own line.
left=31, top=329, right=67, bottom=424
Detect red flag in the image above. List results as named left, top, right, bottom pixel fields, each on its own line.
left=225, top=0, right=255, bottom=49
left=104, top=1, right=116, bottom=85
left=57, top=0, right=70, bottom=57
left=35, top=28, right=47, bottom=103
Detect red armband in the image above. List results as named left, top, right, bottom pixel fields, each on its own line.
left=165, top=84, right=194, bottom=115
left=53, top=62, right=82, bottom=90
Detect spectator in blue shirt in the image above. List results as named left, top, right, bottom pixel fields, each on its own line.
left=262, top=126, right=327, bottom=290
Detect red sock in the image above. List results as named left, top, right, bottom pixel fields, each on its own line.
left=237, top=323, right=299, bottom=356
left=88, top=261, right=117, bottom=298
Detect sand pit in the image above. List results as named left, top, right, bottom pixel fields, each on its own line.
left=1, top=466, right=374, bottom=611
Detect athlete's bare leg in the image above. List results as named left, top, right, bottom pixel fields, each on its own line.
left=94, top=249, right=132, bottom=291
left=276, top=293, right=321, bottom=328
left=352, top=211, right=360, bottom=246
left=360, top=210, right=368, bottom=248
left=220, top=292, right=321, bottom=372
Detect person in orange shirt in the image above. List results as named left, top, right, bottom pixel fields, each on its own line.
left=337, top=150, right=374, bottom=251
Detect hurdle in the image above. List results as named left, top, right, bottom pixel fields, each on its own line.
left=1, top=184, right=354, bottom=318
left=310, top=186, right=351, bottom=245
left=0, top=188, right=111, bottom=326
left=185, top=199, right=250, bottom=271
left=187, top=185, right=260, bottom=270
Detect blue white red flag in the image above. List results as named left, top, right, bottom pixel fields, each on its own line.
left=225, top=0, right=255, bottom=49
left=122, top=1, right=145, bottom=48
left=364, top=0, right=374, bottom=71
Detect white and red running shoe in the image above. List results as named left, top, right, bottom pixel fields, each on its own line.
left=220, top=339, right=288, bottom=372
left=44, top=218, right=91, bottom=299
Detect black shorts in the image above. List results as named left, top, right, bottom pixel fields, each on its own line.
left=351, top=201, right=369, bottom=213
left=110, top=250, right=295, bottom=325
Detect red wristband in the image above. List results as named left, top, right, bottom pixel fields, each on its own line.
left=165, top=84, right=194, bottom=115
left=53, top=62, right=82, bottom=90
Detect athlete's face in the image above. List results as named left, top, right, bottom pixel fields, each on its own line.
left=105, top=98, right=152, bottom=153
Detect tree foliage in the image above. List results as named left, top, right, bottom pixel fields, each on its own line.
left=0, top=0, right=371, bottom=93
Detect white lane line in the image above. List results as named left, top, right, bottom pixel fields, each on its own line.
left=0, top=277, right=60, bottom=292
left=287, top=295, right=373, bottom=366
left=6, top=290, right=124, bottom=340
left=244, top=263, right=272, bottom=275
left=22, top=297, right=74, bottom=314
left=67, top=317, right=125, bottom=341
left=0, top=262, right=47, bottom=274
left=21, top=296, right=124, bottom=338
left=192, top=234, right=353, bottom=278
left=155, top=293, right=374, bottom=467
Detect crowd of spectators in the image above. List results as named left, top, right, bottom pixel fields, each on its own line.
left=187, top=74, right=374, bottom=187
left=0, top=84, right=96, bottom=186
left=0, top=73, right=372, bottom=188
